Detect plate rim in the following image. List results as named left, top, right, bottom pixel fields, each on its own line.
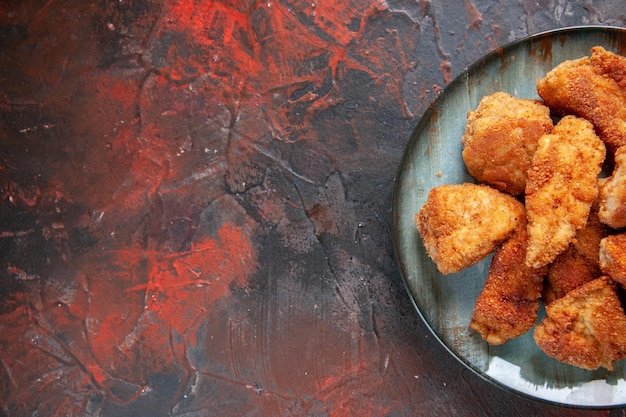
left=391, top=24, right=626, bottom=409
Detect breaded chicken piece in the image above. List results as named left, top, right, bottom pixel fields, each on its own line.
left=599, top=233, right=626, bottom=287
left=533, top=276, right=626, bottom=370
left=598, top=146, right=626, bottom=229
left=543, top=210, right=608, bottom=304
left=470, top=221, right=546, bottom=345
left=590, top=45, right=626, bottom=90
left=537, top=48, right=626, bottom=154
left=525, top=115, right=606, bottom=269
left=461, top=92, right=553, bottom=196
left=416, top=183, right=525, bottom=274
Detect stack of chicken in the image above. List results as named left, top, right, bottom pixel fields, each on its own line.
left=416, top=46, right=626, bottom=371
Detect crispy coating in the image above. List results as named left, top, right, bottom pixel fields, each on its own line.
left=533, top=276, right=626, bottom=370
left=590, top=45, right=626, bottom=90
left=599, top=233, right=626, bottom=288
left=537, top=47, right=626, bottom=154
left=598, top=146, right=626, bottom=228
left=416, top=183, right=525, bottom=275
left=469, top=221, right=546, bottom=345
left=543, top=210, right=607, bottom=304
left=525, top=115, right=606, bottom=269
left=461, top=92, right=553, bottom=196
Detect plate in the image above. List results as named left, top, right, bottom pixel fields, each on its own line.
left=392, top=26, right=626, bottom=408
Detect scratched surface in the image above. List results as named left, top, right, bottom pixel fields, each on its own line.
left=1, top=1, right=626, bottom=416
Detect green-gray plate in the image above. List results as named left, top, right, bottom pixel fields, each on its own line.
left=392, top=25, right=626, bottom=407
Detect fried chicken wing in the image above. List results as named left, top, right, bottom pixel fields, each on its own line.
left=599, top=233, right=626, bottom=287
left=543, top=210, right=607, bottom=304
left=525, top=115, right=606, bottom=269
left=416, top=183, right=525, bottom=274
left=537, top=47, right=626, bottom=154
left=533, top=276, right=626, bottom=370
left=598, top=146, right=626, bottom=228
left=469, top=221, right=546, bottom=345
left=461, top=92, right=553, bottom=196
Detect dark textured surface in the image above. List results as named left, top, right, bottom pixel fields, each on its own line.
left=1, top=1, right=626, bottom=416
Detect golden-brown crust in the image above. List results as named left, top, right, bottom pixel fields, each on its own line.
left=461, top=92, right=553, bottom=196
left=537, top=51, right=626, bottom=154
left=525, top=115, right=606, bottom=269
left=543, top=210, right=607, bottom=304
left=599, top=232, right=626, bottom=288
left=598, top=146, right=626, bottom=229
left=590, top=45, right=626, bottom=90
left=470, top=221, right=546, bottom=345
left=415, top=183, right=525, bottom=274
left=534, top=276, right=626, bottom=370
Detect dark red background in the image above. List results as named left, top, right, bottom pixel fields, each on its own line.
left=1, top=0, right=626, bottom=416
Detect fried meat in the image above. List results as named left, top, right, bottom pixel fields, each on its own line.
left=543, top=210, right=607, bottom=304
left=414, top=47, right=626, bottom=369
left=415, top=183, right=525, bottom=274
left=537, top=47, right=626, bottom=154
left=533, top=276, right=626, bottom=370
left=461, top=92, right=553, bottom=196
left=525, top=115, right=606, bottom=269
left=599, top=233, right=626, bottom=287
left=598, top=146, right=626, bottom=229
left=590, top=45, right=626, bottom=90
left=470, top=221, right=546, bottom=345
